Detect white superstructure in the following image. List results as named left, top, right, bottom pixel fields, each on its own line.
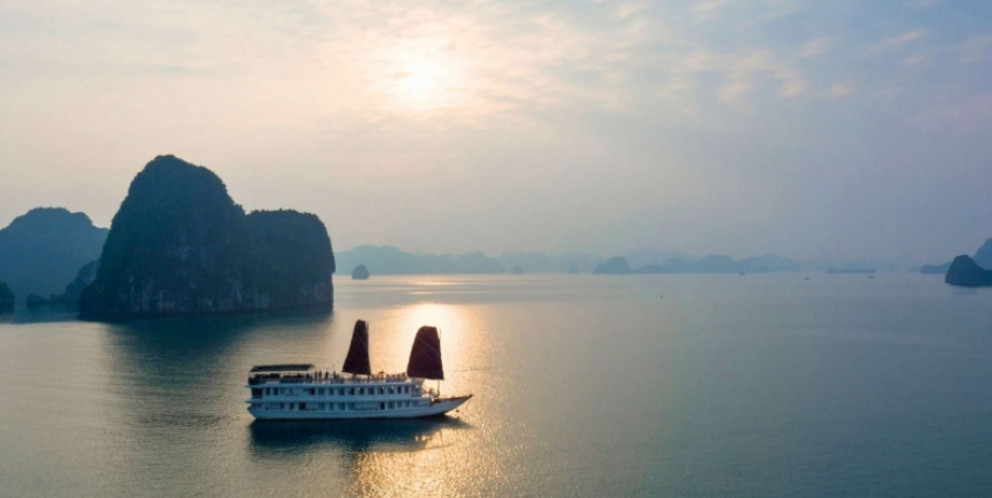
left=246, top=366, right=471, bottom=420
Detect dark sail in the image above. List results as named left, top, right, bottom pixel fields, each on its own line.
left=342, top=320, right=372, bottom=376
left=406, top=326, right=444, bottom=380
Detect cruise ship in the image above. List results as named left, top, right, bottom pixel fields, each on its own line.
left=246, top=321, right=472, bottom=420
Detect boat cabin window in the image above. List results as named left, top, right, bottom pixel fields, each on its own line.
left=349, top=388, right=355, bottom=396
left=358, top=388, right=364, bottom=395
left=378, top=387, right=385, bottom=395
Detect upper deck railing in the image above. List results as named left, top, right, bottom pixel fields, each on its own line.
left=248, top=371, right=416, bottom=386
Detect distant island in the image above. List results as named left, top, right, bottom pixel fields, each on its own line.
left=592, top=254, right=802, bottom=275
left=943, top=237, right=992, bottom=287
left=920, top=261, right=952, bottom=275
left=825, top=266, right=876, bottom=274
left=351, top=264, right=370, bottom=280
left=79, top=155, right=335, bottom=315
left=593, top=257, right=632, bottom=274
left=335, top=245, right=504, bottom=274
left=0, top=207, right=108, bottom=303
left=510, top=265, right=524, bottom=275
left=333, top=245, right=607, bottom=275
left=945, top=255, right=992, bottom=287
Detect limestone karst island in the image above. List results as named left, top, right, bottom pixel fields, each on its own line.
left=77, top=155, right=335, bottom=315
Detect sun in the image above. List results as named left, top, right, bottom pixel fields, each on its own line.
left=397, top=57, right=450, bottom=105
left=381, top=47, right=464, bottom=114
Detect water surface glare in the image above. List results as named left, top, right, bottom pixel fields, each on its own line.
left=1, top=274, right=992, bottom=497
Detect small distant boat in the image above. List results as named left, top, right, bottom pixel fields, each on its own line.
left=246, top=321, right=472, bottom=420
left=825, top=266, right=877, bottom=274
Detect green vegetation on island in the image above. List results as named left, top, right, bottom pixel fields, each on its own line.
left=79, top=155, right=334, bottom=315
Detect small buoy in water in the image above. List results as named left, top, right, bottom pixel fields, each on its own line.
left=804, top=277, right=810, bottom=280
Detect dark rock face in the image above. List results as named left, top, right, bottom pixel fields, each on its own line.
left=79, top=155, right=334, bottom=315
left=973, top=238, right=992, bottom=269
left=62, top=260, right=100, bottom=305
left=944, top=255, right=992, bottom=287
left=0, top=280, right=13, bottom=308
left=593, top=257, right=632, bottom=275
left=351, top=264, right=370, bottom=280
left=25, top=293, right=54, bottom=307
left=245, top=209, right=334, bottom=308
left=920, top=261, right=952, bottom=275
left=0, top=208, right=108, bottom=301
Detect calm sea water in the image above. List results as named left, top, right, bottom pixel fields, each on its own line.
left=1, top=273, right=991, bottom=497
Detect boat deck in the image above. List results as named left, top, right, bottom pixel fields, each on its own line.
left=248, top=372, right=420, bottom=386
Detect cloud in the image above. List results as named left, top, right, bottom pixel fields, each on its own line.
left=903, top=52, right=929, bottom=66
left=691, top=0, right=731, bottom=13
left=908, top=93, right=992, bottom=131
left=820, top=83, right=855, bottom=98
left=800, top=38, right=831, bottom=59
left=870, top=30, right=926, bottom=54
left=905, top=0, right=937, bottom=9
left=959, top=34, right=992, bottom=63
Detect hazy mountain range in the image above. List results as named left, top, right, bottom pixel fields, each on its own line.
left=335, top=245, right=900, bottom=276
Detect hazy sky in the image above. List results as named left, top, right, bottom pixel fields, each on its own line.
left=2, top=0, right=990, bottom=262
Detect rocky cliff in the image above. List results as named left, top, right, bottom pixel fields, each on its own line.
left=944, top=255, right=992, bottom=287
left=246, top=209, right=335, bottom=307
left=79, top=155, right=334, bottom=315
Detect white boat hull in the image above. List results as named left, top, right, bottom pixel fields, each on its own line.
left=249, top=395, right=472, bottom=420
